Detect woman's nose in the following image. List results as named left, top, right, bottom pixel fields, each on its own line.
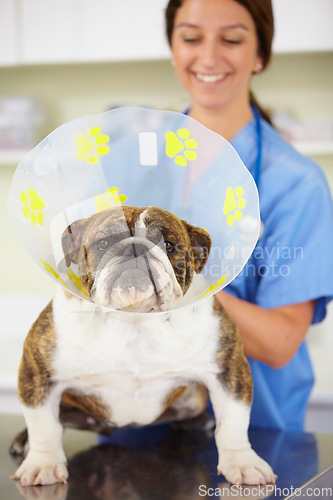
left=199, top=40, right=222, bottom=67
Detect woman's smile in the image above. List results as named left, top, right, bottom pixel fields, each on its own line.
left=193, top=72, right=228, bottom=84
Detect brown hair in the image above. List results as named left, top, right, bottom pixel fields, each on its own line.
left=165, top=0, right=274, bottom=123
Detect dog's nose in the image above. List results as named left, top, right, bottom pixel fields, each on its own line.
left=122, top=243, right=149, bottom=258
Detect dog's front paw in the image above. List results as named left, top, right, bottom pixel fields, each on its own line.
left=11, top=450, right=68, bottom=486
left=217, top=448, right=276, bottom=485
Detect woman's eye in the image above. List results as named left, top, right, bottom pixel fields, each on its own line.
left=224, top=38, right=242, bottom=45
left=97, top=239, right=109, bottom=251
left=180, top=32, right=201, bottom=43
left=164, top=241, right=175, bottom=253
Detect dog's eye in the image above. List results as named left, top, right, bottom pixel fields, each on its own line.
left=97, top=239, right=109, bottom=251
left=164, top=241, right=175, bottom=253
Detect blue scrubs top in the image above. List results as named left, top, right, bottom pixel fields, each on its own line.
left=100, top=112, right=333, bottom=445
left=227, top=114, right=333, bottom=430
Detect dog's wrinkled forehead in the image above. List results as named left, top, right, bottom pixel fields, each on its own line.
left=84, top=206, right=189, bottom=246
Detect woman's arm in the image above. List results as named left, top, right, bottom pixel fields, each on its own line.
left=216, top=290, right=316, bottom=369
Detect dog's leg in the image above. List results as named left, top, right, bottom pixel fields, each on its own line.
left=9, top=428, right=29, bottom=459
left=205, top=300, right=276, bottom=484
left=204, top=373, right=276, bottom=485
left=10, top=404, right=114, bottom=461
left=11, top=389, right=68, bottom=486
left=59, top=406, right=113, bottom=434
left=155, top=383, right=214, bottom=433
left=11, top=302, right=68, bottom=486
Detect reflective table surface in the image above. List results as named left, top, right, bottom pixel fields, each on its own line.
left=1, top=414, right=332, bottom=499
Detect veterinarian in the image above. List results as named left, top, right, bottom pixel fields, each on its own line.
left=101, top=0, right=333, bottom=449
left=165, top=0, right=333, bottom=431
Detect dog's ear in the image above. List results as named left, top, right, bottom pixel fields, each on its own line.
left=184, top=223, right=212, bottom=274
left=61, top=219, right=88, bottom=267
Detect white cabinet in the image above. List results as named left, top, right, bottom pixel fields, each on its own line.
left=20, top=0, right=80, bottom=64
left=3, top=0, right=333, bottom=67
left=0, top=0, right=18, bottom=66
left=20, top=0, right=170, bottom=64
left=2, top=0, right=333, bottom=66
left=272, top=0, right=333, bottom=53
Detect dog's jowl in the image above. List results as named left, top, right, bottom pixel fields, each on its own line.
left=11, top=206, right=275, bottom=486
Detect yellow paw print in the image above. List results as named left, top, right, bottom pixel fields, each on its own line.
left=223, top=186, right=246, bottom=227
left=66, top=268, right=89, bottom=298
left=76, top=127, right=110, bottom=165
left=165, top=128, right=198, bottom=167
left=95, top=187, right=127, bottom=213
left=199, top=274, right=228, bottom=300
left=40, top=259, right=68, bottom=287
left=20, top=188, right=45, bottom=226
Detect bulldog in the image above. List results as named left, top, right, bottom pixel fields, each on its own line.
left=10, top=206, right=275, bottom=486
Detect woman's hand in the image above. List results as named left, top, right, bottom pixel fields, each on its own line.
left=216, top=290, right=316, bottom=369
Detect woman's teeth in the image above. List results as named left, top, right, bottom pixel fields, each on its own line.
left=195, top=73, right=226, bottom=83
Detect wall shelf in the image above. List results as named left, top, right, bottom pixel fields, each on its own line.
left=0, top=150, right=29, bottom=166
left=291, top=140, right=333, bottom=157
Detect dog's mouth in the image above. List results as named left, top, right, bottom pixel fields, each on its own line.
left=108, top=255, right=166, bottom=312
left=90, top=238, right=183, bottom=313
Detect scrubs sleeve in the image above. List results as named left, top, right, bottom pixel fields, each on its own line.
left=254, top=163, right=333, bottom=323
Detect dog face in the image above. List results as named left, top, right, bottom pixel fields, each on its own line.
left=61, top=206, right=211, bottom=312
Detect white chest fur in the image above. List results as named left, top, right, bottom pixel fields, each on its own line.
left=52, top=287, right=221, bottom=426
